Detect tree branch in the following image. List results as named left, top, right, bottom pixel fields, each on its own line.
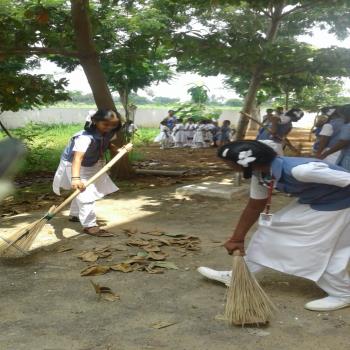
left=0, top=47, right=80, bottom=57
left=280, top=0, right=324, bottom=18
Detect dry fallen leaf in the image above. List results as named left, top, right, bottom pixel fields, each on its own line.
left=147, top=251, right=167, bottom=261
left=57, top=246, right=73, bottom=253
left=123, top=256, right=148, bottom=265
left=127, top=238, right=149, bottom=247
left=122, top=228, right=138, bottom=236
left=151, top=238, right=171, bottom=246
left=141, top=230, right=164, bottom=236
left=110, top=263, right=133, bottom=273
left=90, top=281, right=120, bottom=302
left=164, top=232, right=185, bottom=237
left=78, top=251, right=99, bottom=262
left=149, top=261, right=179, bottom=270
left=146, top=266, right=164, bottom=274
left=151, top=321, right=177, bottom=329
left=143, top=245, right=161, bottom=253
left=81, top=265, right=110, bottom=276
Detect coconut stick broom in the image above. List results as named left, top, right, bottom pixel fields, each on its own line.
left=0, top=143, right=133, bottom=259
left=225, top=251, right=276, bottom=326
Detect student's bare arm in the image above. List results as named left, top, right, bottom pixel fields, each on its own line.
left=225, top=198, right=267, bottom=255
left=71, top=151, right=86, bottom=191
left=319, top=140, right=350, bottom=159
left=315, top=135, right=330, bottom=157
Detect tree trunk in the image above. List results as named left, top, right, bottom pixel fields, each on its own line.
left=70, top=0, right=115, bottom=109
left=248, top=102, right=261, bottom=131
left=0, top=116, right=13, bottom=138
left=285, top=89, right=289, bottom=110
left=118, top=89, right=130, bottom=121
left=236, top=3, right=284, bottom=139
left=71, top=0, right=134, bottom=179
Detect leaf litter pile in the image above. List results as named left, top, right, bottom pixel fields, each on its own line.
left=76, top=228, right=201, bottom=278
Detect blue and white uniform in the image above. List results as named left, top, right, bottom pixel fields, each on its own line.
left=246, top=157, right=350, bottom=298
left=256, top=116, right=292, bottom=155
left=53, top=130, right=118, bottom=228
left=336, top=123, right=350, bottom=171
left=318, top=117, right=344, bottom=164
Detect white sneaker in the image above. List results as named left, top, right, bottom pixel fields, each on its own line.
left=197, top=267, right=231, bottom=286
left=304, top=296, right=350, bottom=311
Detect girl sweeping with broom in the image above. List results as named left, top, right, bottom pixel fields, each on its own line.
left=198, top=140, right=350, bottom=312
left=53, top=109, right=122, bottom=237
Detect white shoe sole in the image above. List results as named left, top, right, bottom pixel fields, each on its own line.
left=197, top=267, right=231, bottom=286
left=304, top=303, right=350, bottom=312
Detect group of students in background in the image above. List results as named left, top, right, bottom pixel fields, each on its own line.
left=311, top=104, right=350, bottom=170
left=154, top=110, right=236, bottom=149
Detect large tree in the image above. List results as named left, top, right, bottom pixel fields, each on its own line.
left=0, top=0, right=190, bottom=178
left=175, top=0, right=350, bottom=138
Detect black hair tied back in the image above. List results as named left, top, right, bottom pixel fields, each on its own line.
left=217, top=140, right=277, bottom=179
left=84, top=109, right=122, bottom=132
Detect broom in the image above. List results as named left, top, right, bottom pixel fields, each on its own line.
left=0, top=143, right=133, bottom=259
left=225, top=251, right=276, bottom=326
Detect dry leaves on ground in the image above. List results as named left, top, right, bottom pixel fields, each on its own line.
left=81, top=265, right=110, bottom=276
left=77, top=246, right=112, bottom=262
left=90, top=281, right=120, bottom=302
left=77, top=228, right=199, bottom=276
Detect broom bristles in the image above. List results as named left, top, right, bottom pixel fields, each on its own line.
left=225, top=254, right=276, bottom=326
left=0, top=206, right=55, bottom=258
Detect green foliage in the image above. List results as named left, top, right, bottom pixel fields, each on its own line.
left=0, top=57, right=69, bottom=112
left=174, top=103, right=220, bottom=122
left=175, top=1, right=350, bottom=111
left=152, top=96, right=180, bottom=104
left=187, top=84, right=209, bottom=104
left=224, top=98, right=244, bottom=107
left=273, top=78, right=347, bottom=112
left=0, top=123, right=158, bottom=175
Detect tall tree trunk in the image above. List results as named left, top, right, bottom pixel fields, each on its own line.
left=71, top=0, right=134, bottom=179
left=249, top=101, right=261, bottom=131
left=285, top=89, right=289, bottom=110
left=70, top=0, right=115, bottom=109
left=236, top=3, right=284, bottom=139
left=0, top=115, right=13, bottom=138
left=118, top=89, right=130, bottom=121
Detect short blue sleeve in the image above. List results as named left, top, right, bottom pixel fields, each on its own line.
left=340, top=124, right=350, bottom=141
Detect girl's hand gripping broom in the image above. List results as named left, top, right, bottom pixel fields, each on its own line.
left=0, top=143, right=133, bottom=258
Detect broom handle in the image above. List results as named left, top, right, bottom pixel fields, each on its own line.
left=48, top=143, right=133, bottom=218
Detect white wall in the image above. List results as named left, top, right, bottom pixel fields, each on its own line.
left=1, top=107, right=241, bottom=129
left=1, top=107, right=315, bottom=129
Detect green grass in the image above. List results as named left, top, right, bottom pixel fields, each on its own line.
left=1, top=124, right=158, bottom=175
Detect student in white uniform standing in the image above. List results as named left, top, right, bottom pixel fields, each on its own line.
left=53, top=109, right=121, bottom=236
left=154, top=120, right=173, bottom=149
left=315, top=106, right=345, bottom=164
left=172, top=119, right=187, bottom=148
left=198, top=140, right=350, bottom=311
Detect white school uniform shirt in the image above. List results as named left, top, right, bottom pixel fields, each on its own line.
left=247, top=161, right=350, bottom=283
left=53, top=134, right=118, bottom=203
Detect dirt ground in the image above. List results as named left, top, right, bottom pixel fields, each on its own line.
left=1, top=130, right=349, bottom=350
left=1, top=183, right=349, bottom=350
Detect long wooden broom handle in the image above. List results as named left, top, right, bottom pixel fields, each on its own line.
left=240, top=111, right=299, bottom=154
left=48, top=143, right=133, bottom=218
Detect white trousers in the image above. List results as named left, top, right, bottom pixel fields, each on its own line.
left=245, top=253, right=350, bottom=298
left=69, top=198, right=97, bottom=228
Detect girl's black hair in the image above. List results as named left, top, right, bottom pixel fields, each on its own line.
left=285, top=108, right=304, bottom=122
left=84, top=109, right=122, bottom=132
left=218, top=140, right=277, bottom=179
